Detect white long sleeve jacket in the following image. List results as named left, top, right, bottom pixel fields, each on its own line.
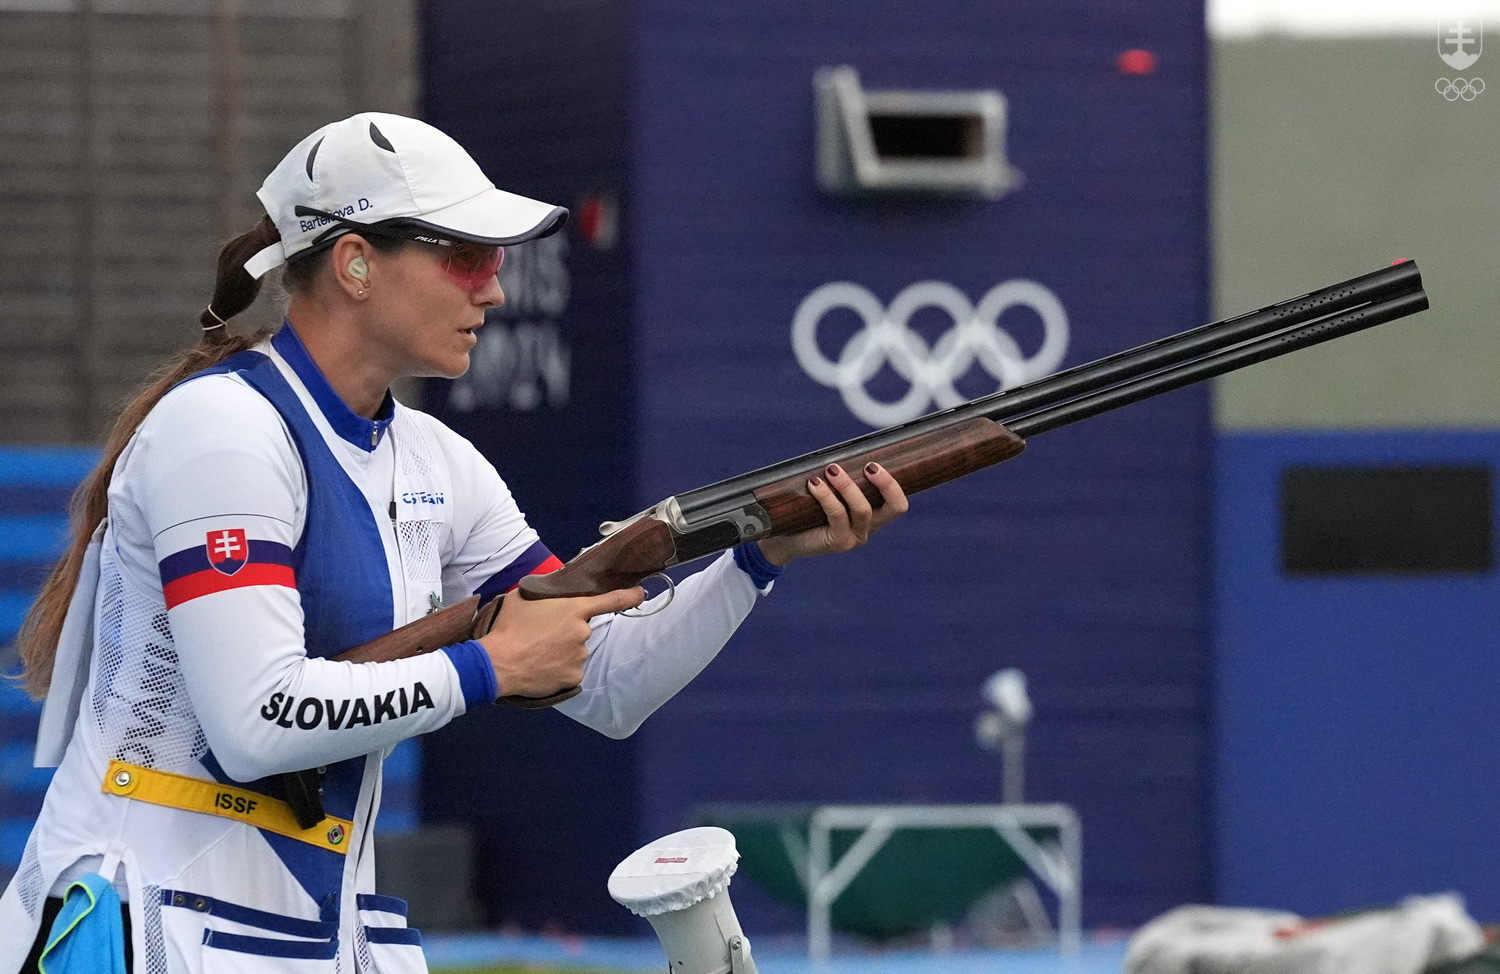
left=0, top=325, right=770, bottom=974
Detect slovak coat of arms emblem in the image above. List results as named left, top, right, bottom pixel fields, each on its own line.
left=1440, top=19, right=1482, bottom=71
left=206, top=528, right=249, bottom=576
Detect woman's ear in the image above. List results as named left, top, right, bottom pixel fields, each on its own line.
left=330, top=236, right=375, bottom=298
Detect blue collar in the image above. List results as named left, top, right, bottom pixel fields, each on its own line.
left=272, top=323, right=394, bottom=452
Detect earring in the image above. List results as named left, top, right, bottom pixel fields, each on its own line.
left=357, top=289, right=365, bottom=297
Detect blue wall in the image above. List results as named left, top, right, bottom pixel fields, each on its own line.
left=629, top=0, right=1209, bottom=928
left=419, top=0, right=643, bottom=934
left=1215, top=430, right=1500, bottom=919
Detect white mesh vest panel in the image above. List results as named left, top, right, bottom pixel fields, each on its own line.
left=90, top=535, right=207, bottom=773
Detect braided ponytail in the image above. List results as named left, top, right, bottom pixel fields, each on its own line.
left=13, top=217, right=283, bottom=697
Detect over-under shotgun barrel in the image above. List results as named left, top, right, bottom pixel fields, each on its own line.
left=1008, top=286, right=1429, bottom=438
left=674, top=260, right=1425, bottom=529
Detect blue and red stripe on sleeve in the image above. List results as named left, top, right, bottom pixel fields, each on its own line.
left=474, top=540, right=563, bottom=602
left=158, top=538, right=296, bottom=609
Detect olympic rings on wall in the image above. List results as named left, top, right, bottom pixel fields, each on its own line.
left=791, top=279, right=1070, bottom=427
left=1435, top=77, right=1485, bottom=101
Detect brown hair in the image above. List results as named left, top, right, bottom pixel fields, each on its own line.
left=13, top=216, right=284, bottom=698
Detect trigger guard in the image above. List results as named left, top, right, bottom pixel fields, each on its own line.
left=620, top=573, right=675, bottom=617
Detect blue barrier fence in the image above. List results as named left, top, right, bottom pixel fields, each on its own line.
left=0, top=447, right=94, bottom=889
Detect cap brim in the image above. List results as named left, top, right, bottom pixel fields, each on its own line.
left=408, top=187, right=569, bottom=245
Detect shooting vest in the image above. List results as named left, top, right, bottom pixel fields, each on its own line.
left=9, top=329, right=448, bottom=974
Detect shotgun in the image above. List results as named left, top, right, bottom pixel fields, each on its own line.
left=280, top=260, right=1428, bottom=826
left=364, top=259, right=1428, bottom=642
left=517, top=258, right=1428, bottom=599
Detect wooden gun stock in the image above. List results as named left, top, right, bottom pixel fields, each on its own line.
left=282, top=590, right=570, bottom=830
left=328, top=595, right=573, bottom=708
left=332, top=595, right=480, bottom=664
left=516, top=516, right=678, bottom=600
left=752, top=417, right=1025, bottom=533
left=517, top=418, right=1026, bottom=600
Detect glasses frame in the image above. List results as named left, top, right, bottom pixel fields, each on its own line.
left=293, top=206, right=505, bottom=291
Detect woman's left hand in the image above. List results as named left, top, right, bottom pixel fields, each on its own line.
left=755, top=462, right=910, bottom=568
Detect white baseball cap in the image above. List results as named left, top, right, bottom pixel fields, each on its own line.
left=244, top=112, right=567, bottom=279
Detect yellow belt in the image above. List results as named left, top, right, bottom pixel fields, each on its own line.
left=102, top=759, right=353, bottom=855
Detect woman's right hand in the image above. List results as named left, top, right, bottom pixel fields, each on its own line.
left=476, top=586, right=646, bottom=699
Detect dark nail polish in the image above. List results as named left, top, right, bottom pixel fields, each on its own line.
left=827, top=464, right=842, bottom=477
left=866, top=462, right=880, bottom=475
left=809, top=476, right=823, bottom=487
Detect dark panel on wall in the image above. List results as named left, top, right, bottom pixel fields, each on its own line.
left=1281, top=465, right=1493, bottom=575
left=630, top=0, right=1210, bottom=929
left=417, top=0, right=640, bottom=935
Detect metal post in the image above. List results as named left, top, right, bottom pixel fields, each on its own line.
left=1001, top=729, right=1025, bottom=804
left=807, top=814, right=831, bottom=962
left=1059, top=812, right=1083, bottom=954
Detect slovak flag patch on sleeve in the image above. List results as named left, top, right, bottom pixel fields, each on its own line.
left=159, top=528, right=296, bottom=609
